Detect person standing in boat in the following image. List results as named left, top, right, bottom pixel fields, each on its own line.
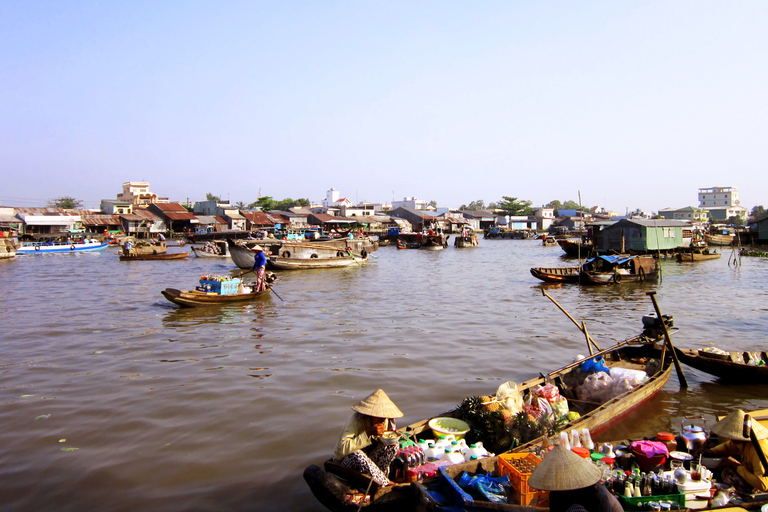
left=123, top=240, right=133, bottom=256
left=333, top=389, right=403, bottom=487
left=529, top=444, right=623, bottom=512
left=251, top=245, right=267, bottom=291
left=699, top=409, right=768, bottom=493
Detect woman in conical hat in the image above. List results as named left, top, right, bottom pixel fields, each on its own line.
left=529, top=445, right=622, bottom=512
left=333, top=389, right=403, bottom=487
left=701, top=409, right=768, bottom=493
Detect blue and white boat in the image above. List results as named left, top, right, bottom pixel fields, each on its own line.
left=16, top=238, right=110, bottom=254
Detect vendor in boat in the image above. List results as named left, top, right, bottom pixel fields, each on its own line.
left=123, top=240, right=132, bottom=256
left=251, top=245, right=267, bottom=290
left=332, top=389, right=403, bottom=487
left=529, top=445, right=623, bottom=512
left=698, top=409, right=768, bottom=493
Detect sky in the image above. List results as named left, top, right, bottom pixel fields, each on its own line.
left=1, top=1, right=766, bottom=214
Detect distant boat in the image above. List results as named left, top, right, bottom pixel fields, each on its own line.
left=267, top=254, right=363, bottom=270
left=191, top=241, right=230, bottom=258
left=1, top=238, right=17, bottom=259
left=675, top=247, right=721, bottom=262
left=530, top=266, right=580, bottom=283
left=580, top=254, right=658, bottom=285
left=119, top=252, right=189, bottom=261
left=453, top=234, right=479, bottom=248
left=16, top=239, right=110, bottom=254
left=557, top=238, right=595, bottom=257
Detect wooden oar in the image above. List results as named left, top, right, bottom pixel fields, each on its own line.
left=541, top=289, right=602, bottom=354
left=647, top=291, right=688, bottom=388
left=346, top=248, right=363, bottom=267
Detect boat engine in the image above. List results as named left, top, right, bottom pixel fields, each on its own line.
left=642, top=314, right=673, bottom=339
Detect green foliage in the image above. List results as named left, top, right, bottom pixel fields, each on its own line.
left=497, top=196, right=534, bottom=216
left=751, top=205, right=766, bottom=221
left=248, top=196, right=276, bottom=211
left=47, top=196, right=83, bottom=209
left=726, top=216, right=745, bottom=226
left=205, top=193, right=221, bottom=202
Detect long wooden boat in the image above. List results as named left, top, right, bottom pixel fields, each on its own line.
left=267, top=254, right=363, bottom=270
left=454, top=235, right=479, bottom=248
left=674, top=347, right=768, bottom=384
left=228, top=238, right=374, bottom=269
left=580, top=254, right=658, bottom=285
left=161, top=286, right=271, bottom=307
left=191, top=240, right=230, bottom=258
left=306, top=329, right=674, bottom=512
left=16, top=239, right=110, bottom=254
left=1, top=238, right=16, bottom=259
left=704, top=233, right=735, bottom=246
left=675, top=248, right=721, bottom=262
left=530, top=266, right=580, bottom=283
left=557, top=238, right=595, bottom=258
left=419, top=234, right=448, bottom=250
left=119, top=252, right=189, bottom=261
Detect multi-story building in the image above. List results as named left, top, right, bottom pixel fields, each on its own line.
left=698, top=186, right=748, bottom=222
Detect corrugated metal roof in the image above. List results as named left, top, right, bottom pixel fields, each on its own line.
left=151, top=202, right=188, bottom=212
left=163, top=211, right=197, bottom=220
left=81, top=215, right=121, bottom=226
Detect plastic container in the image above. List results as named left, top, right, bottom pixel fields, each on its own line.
left=657, top=432, right=678, bottom=453
left=499, top=453, right=541, bottom=496
left=572, top=447, right=590, bottom=458
left=429, top=417, right=470, bottom=440
left=618, top=489, right=685, bottom=511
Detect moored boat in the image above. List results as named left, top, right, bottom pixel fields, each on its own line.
left=119, top=252, right=189, bottom=261
left=454, top=234, right=479, bottom=248
left=191, top=240, right=230, bottom=258
left=675, top=248, right=721, bottom=262
left=704, top=231, right=735, bottom=246
left=557, top=238, right=595, bottom=258
left=419, top=233, right=448, bottom=250
left=1, top=238, right=17, bottom=259
left=530, top=266, right=580, bottom=283
left=16, top=238, right=110, bottom=254
left=674, top=347, right=768, bottom=384
left=228, top=238, right=373, bottom=269
left=306, top=316, right=677, bottom=512
left=579, top=254, right=658, bottom=285
left=267, top=253, right=364, bottom=270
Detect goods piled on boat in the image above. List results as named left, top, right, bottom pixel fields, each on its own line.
left=197, top=274, right=243, bottom=295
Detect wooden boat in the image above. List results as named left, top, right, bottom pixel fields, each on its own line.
left=674, top=347, right=768, bottom=384
left=0, top=238, right=17, bottom=259
left=557, top=238, right=595, bottom=258
left=119, top=252, right=189, bottom=261
left=16, top=239, right=110, bottom=254
left=530, top=266, right=580, bottom=283
left=119, top=239, right=167, bottom=257
left=675, top=248, right=721, bottom=262
left=306, top=324, right=675, bottom=512
left=191, top=240, right=230, bottom=258
left=228, top=238, right=373, bottom=269
left=419, top=233, right=448, bottom=250
left=397, top=239, right=420, bottom=250
left=579, top=255, right=658, bottom=285
left=454, top=235, right=479, bottom=248
left=267, top=253, right=363, bottom=270
left=541, top=236, right=557, bottom=246
left=161, top=286, right=272, bottom=307
left=704, top=232, right=735, bottom=246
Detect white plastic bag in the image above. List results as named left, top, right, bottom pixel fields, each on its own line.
left=496, top=381, right=523, bottom=415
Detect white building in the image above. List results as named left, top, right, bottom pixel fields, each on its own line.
left=391, top=197, right=427, bottom=210
left=698, top=186, right=748, bottom=221
left=115, top=182, right=168, bottom=206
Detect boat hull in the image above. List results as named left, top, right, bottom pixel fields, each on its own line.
left=453, top=236, right=479, bottom=248
left=675, top=348, right=768, bottom=383
left=530, top=266, right=580, bottom=283
left=191, top=247, right=230, bottom=258
left=161, top=287, right=271, bottom=307
left=17, top=241, right=110, bottom=254
left=675, top=249, right=721, bottom=262
left=267, top=255, right=361, bottom=270
left=120, top=252, right=189, bottom=261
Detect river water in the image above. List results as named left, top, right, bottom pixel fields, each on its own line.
left=1, top=240, right=766, bottom=511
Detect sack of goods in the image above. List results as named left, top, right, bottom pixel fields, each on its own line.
left=576, top=368, right=648, bottom=405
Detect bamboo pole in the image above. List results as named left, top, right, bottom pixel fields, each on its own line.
left=541, top=289, right=602, bottom=353
left=647, top=291, right=688, bottom=388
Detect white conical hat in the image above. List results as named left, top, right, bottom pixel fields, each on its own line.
left=528, top=445, right=602, bottom=491
left=350, top=389, right=403, bottom=419
left=712, top=410, right=768, bottom=441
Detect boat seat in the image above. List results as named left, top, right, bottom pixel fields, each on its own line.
left=324, top=459, right=381, bottom=495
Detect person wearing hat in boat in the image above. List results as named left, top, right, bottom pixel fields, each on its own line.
left=699, top=409, right=768, bottom=494
left=333, top=389, right=403, bottom=487
left=529, top=445, right=623, bottom=512
left=251, top=245, right=267, bottom=291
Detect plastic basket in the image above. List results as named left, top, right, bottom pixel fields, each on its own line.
left=498, top=453, right=541, bottom=496
left=517, top=489, right=549, bottom=507
left=617, top=489, right=685, bottom=511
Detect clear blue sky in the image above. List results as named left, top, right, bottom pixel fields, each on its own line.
left=1, top=1, right=766, bottom=213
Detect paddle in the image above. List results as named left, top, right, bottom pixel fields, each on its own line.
left=647, top=291, right=688, bottom=388
left=346, top=248, right=363, bottom=267
left=745, top=414, right=768, bottom=477
left=541, top=289, right=602, bottom=354
left=236, top=268, right=284, bottom=301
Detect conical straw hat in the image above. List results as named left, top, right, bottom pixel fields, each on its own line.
left=528, top=445, right=602, bottom=491
left=350, top=389, right=403, bottom=419
left=252, top=245, right=264, bottom=252
left=712, top=409, right=768, bottom=441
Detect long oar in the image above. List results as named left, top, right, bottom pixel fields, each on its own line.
left=647, top=291, right=688, bottom=388
left=541, top=289, right=602, bottom=354
left=346, top=248, right=363, bottom=267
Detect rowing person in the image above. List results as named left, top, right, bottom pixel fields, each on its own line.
left=699, top=409, right=768, bottom=493
left=251, top=245, right=267, bottom=291
left=332, top=389, right=403, bottom=487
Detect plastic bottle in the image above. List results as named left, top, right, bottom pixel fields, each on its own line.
left=560, top=431, right=571, bottom=450
left=571, top=429, right=582, bottom=448
left=582, top=428, right=595, bottom=451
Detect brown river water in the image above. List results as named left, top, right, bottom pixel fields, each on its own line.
left=1, top=240, right=767, bottom=511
